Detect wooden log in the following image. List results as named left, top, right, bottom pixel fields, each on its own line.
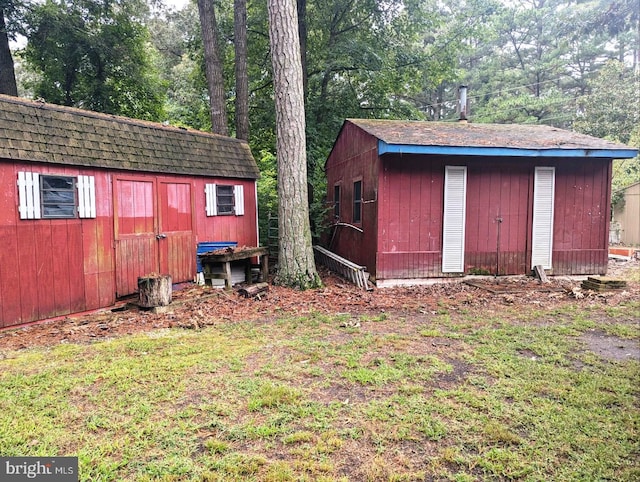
left=238, top=282, right=269, bottom=298
left=138, top=275, right=172, bottom=307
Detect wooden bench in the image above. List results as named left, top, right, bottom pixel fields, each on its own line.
left=199, top=246, right=268, bottom=289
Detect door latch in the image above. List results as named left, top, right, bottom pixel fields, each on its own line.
left=156, top=233, right=167, bottom=240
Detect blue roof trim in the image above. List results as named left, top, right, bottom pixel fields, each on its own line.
left=378, top=140, right=638, bottom=159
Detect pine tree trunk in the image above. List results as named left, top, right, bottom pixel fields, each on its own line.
left=0, top=9, right=18, bottom=97
left=297, top=0, right=308, bottom=99
left=267, top=0, right=320, bottom=289
left=234, top=0, right=249, bottom=141
left=197, top=0, right=228, bottom=136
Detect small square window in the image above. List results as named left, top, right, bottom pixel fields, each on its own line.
left=41, top=175, right=76, bottom=218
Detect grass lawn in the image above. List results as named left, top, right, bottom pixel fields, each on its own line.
left=0, top=290, right=638, bottom=481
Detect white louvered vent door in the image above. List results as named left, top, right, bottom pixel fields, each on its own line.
left=531, top=167, right=555, bottom=269
left=442, top=166, right=467, bottom=273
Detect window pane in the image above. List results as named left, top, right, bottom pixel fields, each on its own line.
left=334, top=185, right=340, bottom=218
left=216, top=185, right=235, bottom=215
left=353, top=181, right=362, bottom=223
left=43, top=204, right=76, bottom=217
left=41, top=175, right=76, bottom=219
left=42, top=176, right=73, bottom=190
left=42, top=190, right=75, bottom=203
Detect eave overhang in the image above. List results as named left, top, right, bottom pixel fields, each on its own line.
left=378, top=140, right=638, bottom=159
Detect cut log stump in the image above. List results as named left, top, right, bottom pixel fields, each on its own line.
left=138, top=274, right=172, bottom=308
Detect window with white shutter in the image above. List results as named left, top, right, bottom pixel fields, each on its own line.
left=17, top=172, right=96, bottom=220
left=531, top=166, right=555, bottom=269
left=205, top=183, right=245, bottom=216
left=442, top=166, right=467, bottom=273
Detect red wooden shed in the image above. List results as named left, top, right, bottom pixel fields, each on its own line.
left=0, top=95, right=260, bottom=328
left=325, top=119, right=637, bottom=287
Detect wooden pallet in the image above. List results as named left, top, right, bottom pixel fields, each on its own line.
left=581, top=277, right=627, bottom=291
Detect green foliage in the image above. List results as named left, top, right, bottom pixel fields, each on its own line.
left=574, top=60, right=640, bottom=203
left=23, top=0, right=166, bottom=121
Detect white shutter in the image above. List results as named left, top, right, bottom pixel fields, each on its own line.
left=17, top=172, right=41, bottom=219
left=531, top=166, right=555, bottom=269
left=442, top=166, right=467, bottom=273
left=205, top=183, right=217, bottom=216
left=234, top=185, right=245, bottom=216
left=77, top=175, right=96, bottom=218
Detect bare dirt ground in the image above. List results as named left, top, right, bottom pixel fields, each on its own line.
left=1, top=258, right=638, bottom=353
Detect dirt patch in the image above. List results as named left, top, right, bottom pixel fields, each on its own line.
left=580, top=330, right=640, bottom=362
left=465, top=279, right=564, bottom=294
left=0, top=260, right=638, bottom=352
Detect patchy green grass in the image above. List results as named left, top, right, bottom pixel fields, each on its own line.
left=0, top=301, right=638, bottom=481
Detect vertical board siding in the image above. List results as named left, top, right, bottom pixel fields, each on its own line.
left=194, top=178, right=258, bottom=246
left=158, top=180, right=196, bottom=283
left=376, top=156, right=445, bottom=280
left=326, top=121, right=614, bottom=283
left=1, top=163, right=116, bottom=327
left=1, top=161, right=258, bottom=328
left=552, top=160, right=610, bottom=275
left=325, top=122, right=379, bottom=274
left=465, top=162, right=530, bottom=275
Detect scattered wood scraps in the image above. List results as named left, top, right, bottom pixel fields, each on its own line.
left=581, top=277, right=627, bottom=292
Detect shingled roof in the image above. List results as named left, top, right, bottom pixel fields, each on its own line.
left=0, top=95, right=260, bottom=179
left=346, top=119, right=637, bottom=158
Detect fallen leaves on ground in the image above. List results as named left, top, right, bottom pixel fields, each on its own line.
left=1, top=259, right=638, bottom=352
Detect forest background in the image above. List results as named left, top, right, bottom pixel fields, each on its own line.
left=1, top=0, right=638, bottom=244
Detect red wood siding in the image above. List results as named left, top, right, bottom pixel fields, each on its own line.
left=377, top=155, right=445, bottom=280
left=552, top=159, right=611, bottom=275
left=327, top=132, right=612, bottom=283
left=158, top=179, right=196, bottom=283
left=325, top=123, right=379, bottom=273
left=464, top=160, right=531, bottom=275
left=0, top=161, right=258, bottom=328
left=0, top=163, right=116, bottom=326
left=114, top=177, right=158, bottom=297
left=193, top=178, right=258, bottom=247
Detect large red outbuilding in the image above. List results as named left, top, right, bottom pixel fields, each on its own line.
left=0, top=95, right=260, bottom=328
left=325, top=119, right=637, bottom=287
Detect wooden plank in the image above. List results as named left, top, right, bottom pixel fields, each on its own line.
left=534, top=265, right=549, bottom=283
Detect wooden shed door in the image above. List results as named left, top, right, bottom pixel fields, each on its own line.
left=158, top=180, right=196, bottom=284
left=114, top=178, right=196, bottom=297
left=114, top=178, right=159, bottom=297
